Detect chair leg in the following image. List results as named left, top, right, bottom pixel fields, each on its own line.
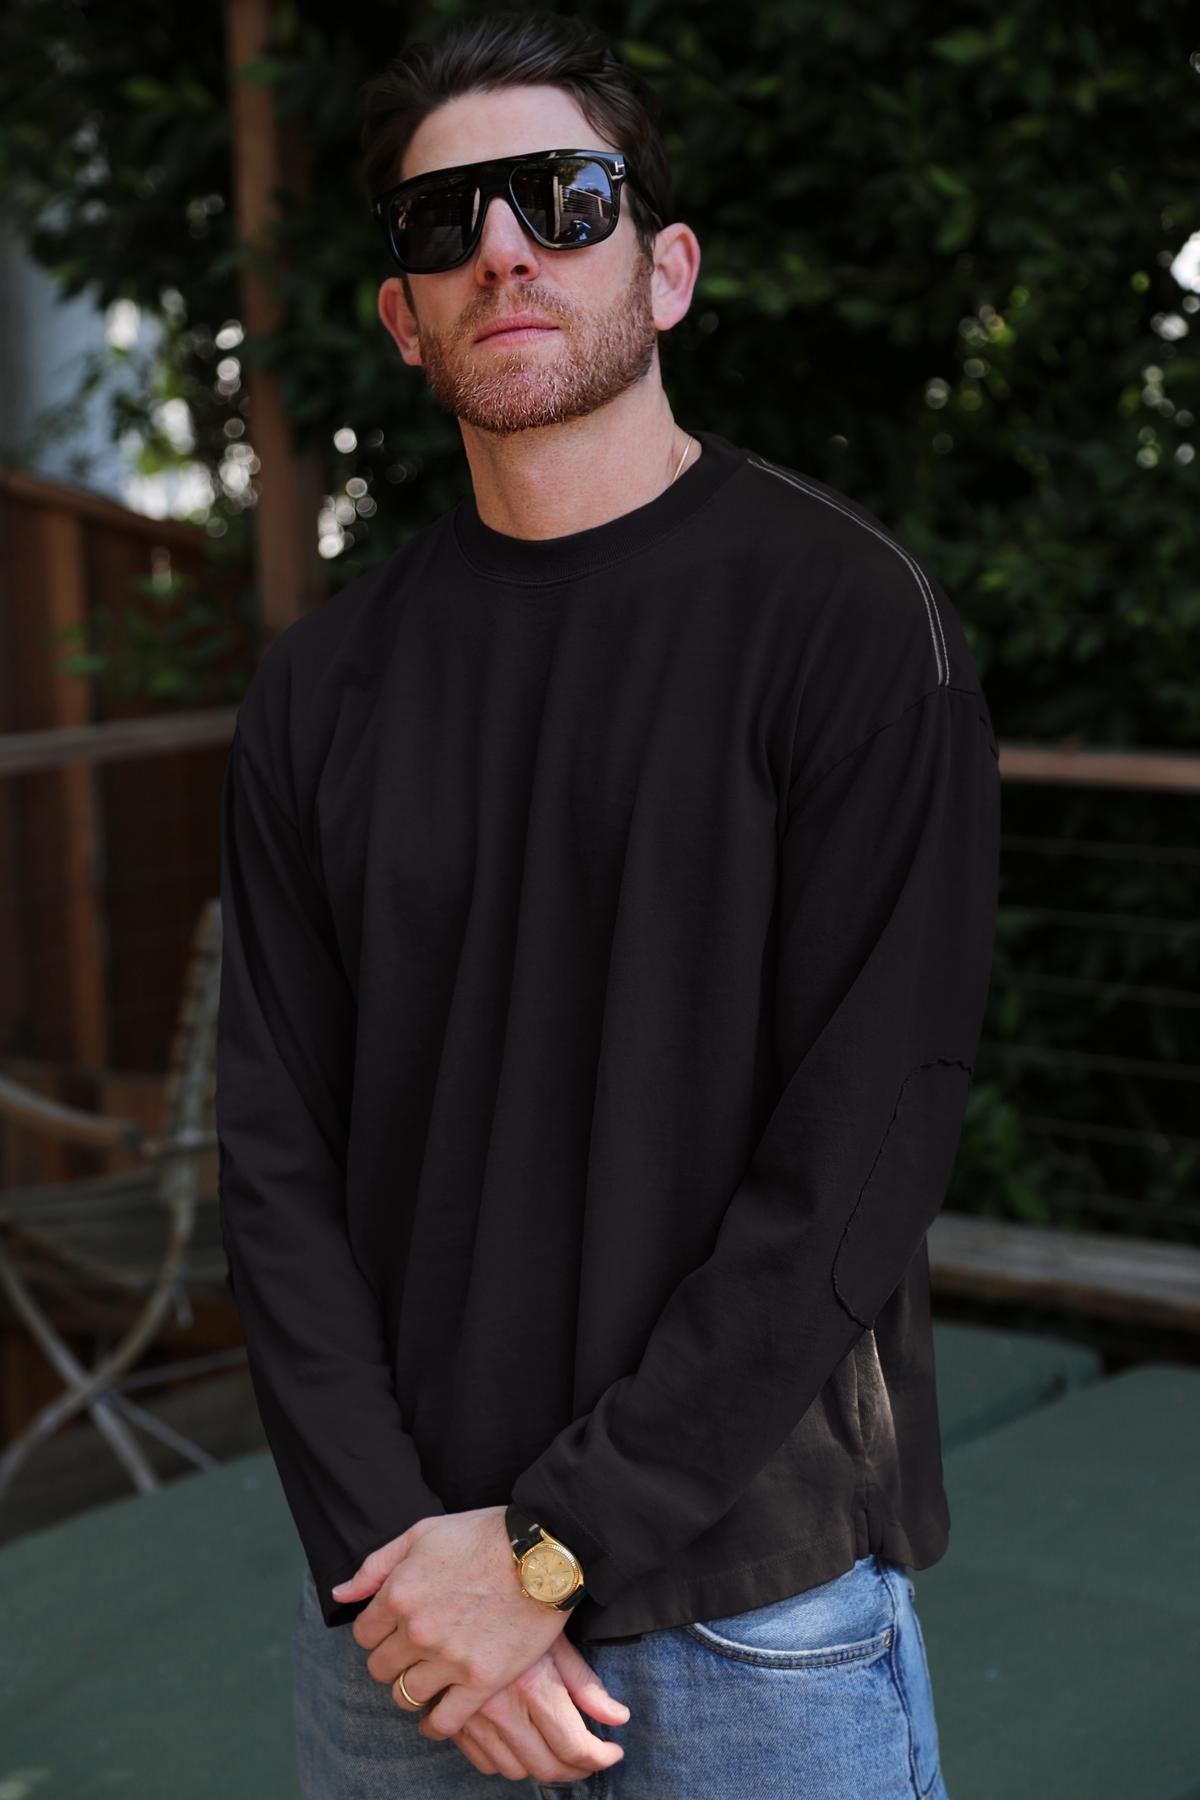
left=101, top=1387, right=218, bottom=1472
left=0, top=1249, right=159, bottom=1504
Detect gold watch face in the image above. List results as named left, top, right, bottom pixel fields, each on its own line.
left=521, top=1542, right=579, bottom=1603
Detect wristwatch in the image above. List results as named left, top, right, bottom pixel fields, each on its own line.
left=505, top=1501, right=586, bottom=1611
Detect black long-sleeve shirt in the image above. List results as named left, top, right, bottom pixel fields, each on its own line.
left=215, top=426, right=1000, bottom=1645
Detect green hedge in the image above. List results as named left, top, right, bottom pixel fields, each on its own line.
left=2, top=0, right=1197, bottom=1239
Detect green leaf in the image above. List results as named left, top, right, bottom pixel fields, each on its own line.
left=234, top=54, right=290, bottom=87
left=928, top=28, right=999, bottom=64
left=926, top=164, right=972, bottom=201
left=935, top=196, right=978, bottom=252
left=356, top=277, right=381, bottom=327
left=835, top=296, right=887, bottom=328
left=695, top=273, right=745, bottom=300
left=614, top=40, right=674, bottom=72
left=862, top=80, right=912, bottom=118
left=122, top=76, right=170, bottom=105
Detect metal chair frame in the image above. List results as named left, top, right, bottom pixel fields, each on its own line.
left=0, top=898, right=233, bottom=1506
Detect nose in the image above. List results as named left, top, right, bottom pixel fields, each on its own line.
left=471, top=190, right=545, bottom=282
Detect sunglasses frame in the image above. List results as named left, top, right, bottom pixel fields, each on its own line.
left=371, top=148, right=664, bottom=274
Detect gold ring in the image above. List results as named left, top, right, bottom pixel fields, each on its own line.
left=393, top=1664, right=421, bottom=1709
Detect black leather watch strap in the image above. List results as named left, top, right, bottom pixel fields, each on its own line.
left=505, top=1501, right=546, bottom=1560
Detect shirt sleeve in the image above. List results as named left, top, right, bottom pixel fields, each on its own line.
left=216, top=717, right=445, bottom=1628
left=511, top=676, right=1001, bottom=1607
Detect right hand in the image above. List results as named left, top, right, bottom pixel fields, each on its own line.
left=444, top=1629, right=630, bottom=1782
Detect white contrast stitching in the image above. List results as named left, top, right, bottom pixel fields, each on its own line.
left=747, top=454, right=949, bottom=687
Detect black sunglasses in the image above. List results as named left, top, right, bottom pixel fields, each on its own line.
left=371, top=148, right=663, bottom=275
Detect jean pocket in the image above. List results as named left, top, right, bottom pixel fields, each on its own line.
left=683, top=1553, right=895, bottom=1669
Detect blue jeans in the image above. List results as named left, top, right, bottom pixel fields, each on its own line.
left=292, top=1551, right=950, bottom=1798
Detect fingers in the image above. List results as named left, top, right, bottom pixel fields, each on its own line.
left=421, top=1677, right=498, bottom=1739
left=370, top=1651, right=446, bottom=1708
left=549, top=1632, right=633, bottom=1725
left=385, top=1658, right=460, bottom=1730
left=449, top=1725, right=500, bottom=1778
left=467, top=1665, right=626, bottom=1785
left=340, top=1536, right=416, bottom=1645
left=456, top=1714, right=532, bottom=1782
left=446, top=1696, right=597, bottom=1784
left=525, top=1685, right=625, bottom=1782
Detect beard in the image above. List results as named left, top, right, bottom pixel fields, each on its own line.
left=413, top=250, right=659, bottom=436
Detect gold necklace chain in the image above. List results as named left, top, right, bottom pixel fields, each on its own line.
left=670, top=433, right=695, bottom=485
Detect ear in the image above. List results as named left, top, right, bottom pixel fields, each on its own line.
left=647, top=220, right=702, bottom=335
left=378, top=276, right=424, bottom=367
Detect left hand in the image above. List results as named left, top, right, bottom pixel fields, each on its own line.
left=330, top=1504, right=583, bottom=1740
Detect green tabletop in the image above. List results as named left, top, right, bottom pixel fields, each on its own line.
left=0, top=1329, right=1185, bottom=1799
left=931, top=1317, right=1103, bottom=1451
left=0, top=1452, right=302, bottom=1798
left=916, top=1361, right=1200, bottom=1800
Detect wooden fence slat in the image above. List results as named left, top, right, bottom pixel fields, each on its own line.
left=0, top=713, right=239, bottom=774
left=998, top=741, right=1200, bottom=792
left=4, top=717, right=1200, bottom=794
left=929, top=1210, right=1200, bottom=1332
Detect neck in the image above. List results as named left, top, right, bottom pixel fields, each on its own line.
left=459, top=389, right=697, bottom=542
left=453, top=427, right=742, bottom=587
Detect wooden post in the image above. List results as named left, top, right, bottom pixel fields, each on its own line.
left=40, top=508, right=109, bottom=1073
left=224, top=0, right=326, bottom=637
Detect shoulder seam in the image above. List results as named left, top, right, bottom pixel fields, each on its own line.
left=786, top=682, right=989, bottom=823
left=746, top=454, right=949, bottom=687
left=788, top=683, right=942, bottom=819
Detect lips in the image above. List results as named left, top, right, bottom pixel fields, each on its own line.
left=474, top=315, right=559, bottom=342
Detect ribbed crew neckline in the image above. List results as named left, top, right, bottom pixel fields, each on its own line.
left=451, top=427, right=748, bottom=586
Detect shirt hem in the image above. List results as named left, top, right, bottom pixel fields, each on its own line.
left=573, top=1508, right=950, bottom=1644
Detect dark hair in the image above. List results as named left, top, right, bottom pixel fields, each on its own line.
left=357, top=10, right=674, bottom=277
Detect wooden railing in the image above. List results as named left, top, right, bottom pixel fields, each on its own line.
left=1, top=715, right=1197, bottom=790
left=0, top=462, right=252, bottom=1076
left=1, top=715, right=1197, bottom=1332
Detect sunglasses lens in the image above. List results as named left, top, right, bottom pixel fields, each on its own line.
left=386, top=156, right=619, bottom=272
left=511, top=156, right=617, bottom=247
left=389, top=178, right=474, bottom=273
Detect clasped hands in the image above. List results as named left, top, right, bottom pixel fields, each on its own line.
left=330, top=1504, right=630, bottom=1784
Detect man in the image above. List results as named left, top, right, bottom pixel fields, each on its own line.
left=216, top=12, right=998, bottom=1796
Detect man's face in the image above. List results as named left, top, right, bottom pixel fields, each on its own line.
left=378, top=84, right=663, bottom=436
